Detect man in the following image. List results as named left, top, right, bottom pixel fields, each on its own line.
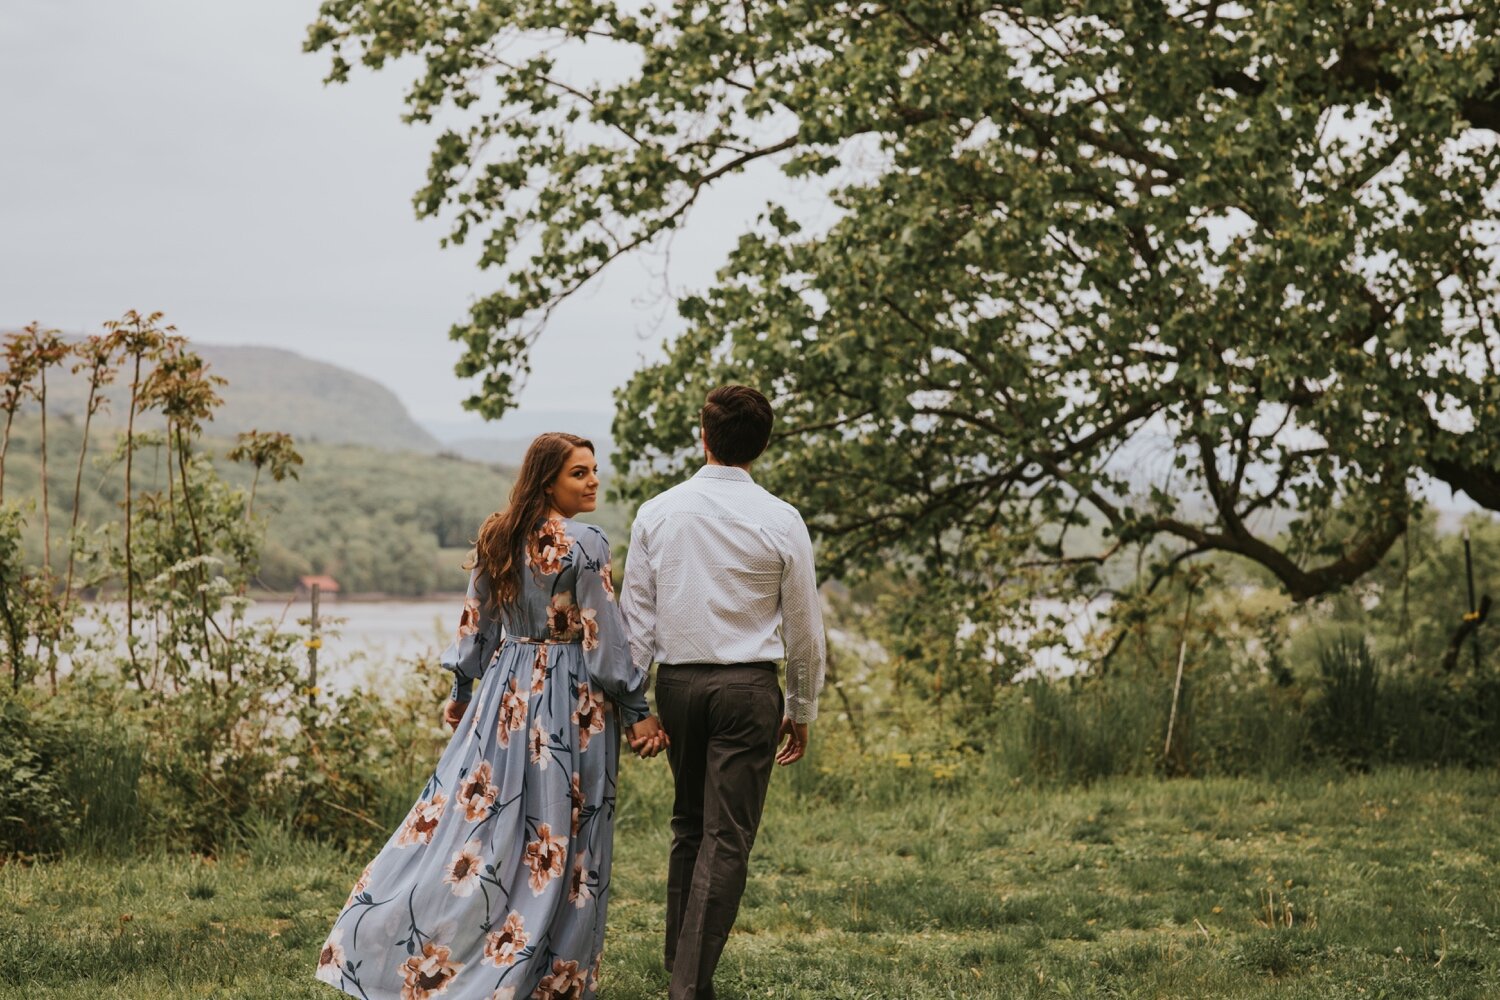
left=621, top=384, right=826, bottom=1000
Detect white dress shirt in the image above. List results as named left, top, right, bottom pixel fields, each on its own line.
left=621, top=465, right=826, bottom=723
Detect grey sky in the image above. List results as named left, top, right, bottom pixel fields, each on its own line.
left=0, top=0, right=780, bottom=429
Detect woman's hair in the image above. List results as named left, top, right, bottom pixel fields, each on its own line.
left=470, top=432, right=594, bottom=610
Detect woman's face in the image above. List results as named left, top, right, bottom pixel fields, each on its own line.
left=548, top=445, right=599, bottom=517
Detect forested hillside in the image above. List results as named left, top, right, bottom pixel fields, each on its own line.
left=25, top=339, right=441, bottom=453
left=3, top=410, right=633, bottom=596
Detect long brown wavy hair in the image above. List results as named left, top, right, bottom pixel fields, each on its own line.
left=470, top=432, right=594, bottom=610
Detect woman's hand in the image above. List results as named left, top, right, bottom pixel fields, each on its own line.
left=443, top=698, right=467, bottom=731
left=626, top=715, right=670, bottom=759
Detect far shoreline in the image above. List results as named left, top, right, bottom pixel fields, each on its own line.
left=75, top=591, right=469, bottom=606
left=247, top=590, right=468, bottom=604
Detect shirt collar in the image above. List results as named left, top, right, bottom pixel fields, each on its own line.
left=693, top=464, right=754, bottom=484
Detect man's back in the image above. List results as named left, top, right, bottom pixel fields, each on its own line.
left=624, top=465, right=824, bottom=723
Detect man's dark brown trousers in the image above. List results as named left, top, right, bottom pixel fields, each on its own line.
left=654, top=662, right=783, bottom=1000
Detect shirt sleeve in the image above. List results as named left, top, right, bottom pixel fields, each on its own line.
left=576, top=527, right=651, bottom=726
left=619, top=513, right=658, bottom=675
left=439, top=567, right=502, bottom=702
left=780, top=513, right=826, bottom=724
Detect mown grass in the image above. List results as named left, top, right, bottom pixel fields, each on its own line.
left=2, top=755, right=1497, bottom=999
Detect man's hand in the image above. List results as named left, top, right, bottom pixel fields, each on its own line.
left=776, top=717, right=808, bottom=765
left=443, top=698, right=467, bottom=731
left=626, top=715, right=670, bottom=758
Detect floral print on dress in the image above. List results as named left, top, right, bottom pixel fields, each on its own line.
left=482, top=911, right=527, bottom=968
left=397, top=941, right=462, bottom=999
left=444, top=839, right=484, bottom=897
left=316, top=927, right=346, bottom=985
left=397, top=793, right=447, bottom=848
left=529, top=644, right=548, bottom=693
left=523, top=822, right=569, bottom=896
left=546, top=592, right=582, bottom=642
left=497, top=678, right=527, bottom=747
left=567, top=856, right=594, bottom=910
left=457, top=596, right=482, bottom=638
left=320, top=520, right=647, bottom=1000
left=572, top=685, right=606, bottom=753
left=526, top=516, right=573, bottom=575
left=533, top=959, right=585, bottom=1000
left=457, top=761, right=499, bottom=822
left=579, top=608, right=599, bottom=652
left=343, top=862, right=373, bottom=909
left=568, top=772, right=584, bottom=838
left=528, top=722, right=549, bottom=771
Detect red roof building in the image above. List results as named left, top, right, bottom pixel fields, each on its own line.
left=296, top=574, right=341, bottom=597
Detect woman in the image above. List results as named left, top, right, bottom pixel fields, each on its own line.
left=316, top=432, right=666, bottom=1000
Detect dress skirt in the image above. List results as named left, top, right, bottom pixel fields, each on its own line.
left=315, top=637, right=621, bottom=1000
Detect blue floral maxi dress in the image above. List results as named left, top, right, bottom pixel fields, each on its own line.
left=315, top=518, right=650, bottom=1000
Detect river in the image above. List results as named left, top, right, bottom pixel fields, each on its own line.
left=69, top=591, right=1106, bottom=695
left=70, top=595, right=465, bottom=696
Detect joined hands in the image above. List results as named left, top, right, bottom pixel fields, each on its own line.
left=446, top=699, right=669, bottom=760
left=626, top=714, right=670, bottom=759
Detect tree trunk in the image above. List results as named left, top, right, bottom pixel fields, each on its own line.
left=62, top=383, right=99, bottom=614
left=175, top=426, right=226, bottom=690
left=0, top=581, right=23, bottom=693
left=38, top=365, right=50, bottom=573
left=124, top=354, right=143, bottom=688
left=0, top=407, right=14, bottom=504
left=246, top=466, right=261, bottom=522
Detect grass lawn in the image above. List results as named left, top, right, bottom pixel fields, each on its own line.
left=2, top=757, right=1496, bottom=999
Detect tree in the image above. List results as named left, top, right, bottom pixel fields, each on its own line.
left=308, top=2, right=1500, bottom=609
left=104, top=310, right=171, bottom=685
left=0, top=333, right=41, bottom=504
left=229, top=431, right=304, bottom=522
left=62, top=335, right=121, bottom=613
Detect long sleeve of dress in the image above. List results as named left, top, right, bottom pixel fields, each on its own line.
left=439, top=567, right=502, bottom=702
left=574, top=525, right=651, bottom=726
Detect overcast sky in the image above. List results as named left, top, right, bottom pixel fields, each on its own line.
left=0, top=0, right=785, bottom=430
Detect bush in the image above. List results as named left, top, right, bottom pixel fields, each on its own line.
left=984, top=637, right=1500, bottom=787
left=1311, top=635, right=1383, bottom=765
left=999, top=677, right=1165, bottom=785
left=0, top=700, right=79, bottom=856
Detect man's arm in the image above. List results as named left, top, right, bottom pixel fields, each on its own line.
left=780, top=514, right=826, bottom=727
left=620, top=513, right=659, bottom=675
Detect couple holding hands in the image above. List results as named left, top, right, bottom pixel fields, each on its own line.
left=316, top=385, right=825, bottom=1000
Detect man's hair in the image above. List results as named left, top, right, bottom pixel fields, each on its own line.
left=701, top=385, right=773, bottom=466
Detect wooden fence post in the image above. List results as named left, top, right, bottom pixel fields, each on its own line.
left=307, top=582, right=320, bottom=708
left=1164, top=587, right=1197, bottom=762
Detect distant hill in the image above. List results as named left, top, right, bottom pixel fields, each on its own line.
left=423, top=410, right=619, bottom=471
left=29, top=340, right=442, bottom=454
left=439, top=436, right=544, bottom=468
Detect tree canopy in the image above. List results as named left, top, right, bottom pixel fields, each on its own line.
left=308, top=1, right=1500, bottom=608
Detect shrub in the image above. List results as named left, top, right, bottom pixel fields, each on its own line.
left=998, top=678, right=1165, bottom=785
left=0, top=700, right=79, bottom=856
left=1310, top=635, right=1383, bottom=766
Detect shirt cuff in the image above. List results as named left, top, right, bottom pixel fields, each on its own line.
left=450, top=678, right=473, bottom=702
left=785, top=698, right=818, bottom=725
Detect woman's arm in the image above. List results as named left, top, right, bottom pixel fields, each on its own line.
left=574, top=526, right=651, bottom=726
left=439, top=567, right=501, bottom=703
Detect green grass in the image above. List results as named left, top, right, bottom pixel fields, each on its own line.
left=3, top=761, right=1497, bottom=999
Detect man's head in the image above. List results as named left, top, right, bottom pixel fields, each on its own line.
left=701, top=384, right=773, bottom=467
